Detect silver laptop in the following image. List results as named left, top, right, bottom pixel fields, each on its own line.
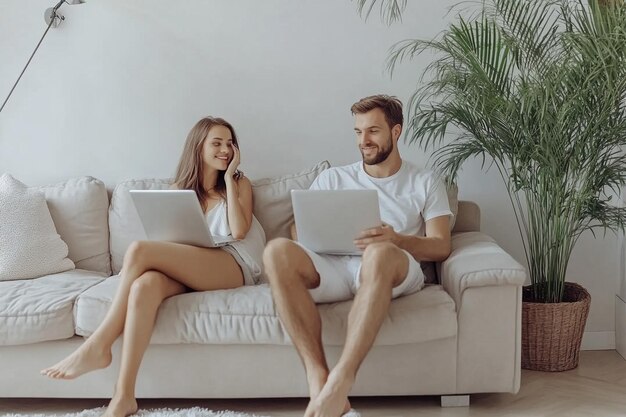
left=129, top=190, right=236, bottom=248
left=291, top=189, right=382, bottom=255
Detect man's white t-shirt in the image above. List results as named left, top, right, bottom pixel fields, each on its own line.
left=309, top=160, right=453, bottom=238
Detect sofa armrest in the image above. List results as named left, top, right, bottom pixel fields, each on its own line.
left=439, top=232, right=527, bottom=306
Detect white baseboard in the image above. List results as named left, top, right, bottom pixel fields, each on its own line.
left=581, top=331, right=616, bottom=351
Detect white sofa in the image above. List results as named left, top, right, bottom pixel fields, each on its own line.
left=0, top=162, right=527, bottom=402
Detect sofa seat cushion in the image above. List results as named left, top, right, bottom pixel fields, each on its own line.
left=75, top=278, right=457, bottom=346
left=320, top=284, right=457, bottom=345
left=0, top=269, right=107, bottom=346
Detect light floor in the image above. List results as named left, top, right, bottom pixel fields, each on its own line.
left=2, top=350, right=626, bottom=417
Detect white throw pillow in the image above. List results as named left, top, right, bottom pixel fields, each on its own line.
left=0, top=174, right=75, bottom=281
left=252, top=161, right=331, bottom=241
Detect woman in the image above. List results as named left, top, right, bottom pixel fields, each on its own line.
left=41, top=117, right=266, bottom=417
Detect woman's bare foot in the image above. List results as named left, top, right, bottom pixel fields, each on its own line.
left=40, top=341, right=112, bottom=379
left=102, top=395, right=138, bottom=417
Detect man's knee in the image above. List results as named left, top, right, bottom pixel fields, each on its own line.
left=263, top=237, right=293, bottom=262
left=362, top=242, right=399, bottom=265
left=361, top=242, right=405, bottom=285
left=263, top=237, right=298, bottom=272
left=263, top=238, right=318, bottom=288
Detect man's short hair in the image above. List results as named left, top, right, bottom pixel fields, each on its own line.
left=350, top=95, right=403, bottom=129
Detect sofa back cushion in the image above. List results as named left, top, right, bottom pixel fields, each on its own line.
left=452, top=200, right=480, bottom=233
left=251, top=161, right=331, bottom=241
left=108, top=162, right=331, bottom=274
left=38, top=177, right=111, bottom=275
left=107, top=161, right=465, bottom=279
left=109, top=178, right=172, bottom=274
left=446, top=182, right=458, bottom=231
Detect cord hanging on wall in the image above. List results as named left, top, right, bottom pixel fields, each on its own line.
left=0, top=0, right=86, bottom=114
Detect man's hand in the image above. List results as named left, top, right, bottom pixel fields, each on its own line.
left=353, top=223, right=399, bottom=250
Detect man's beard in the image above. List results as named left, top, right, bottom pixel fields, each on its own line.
left=361, top=137, right=393, bottom=165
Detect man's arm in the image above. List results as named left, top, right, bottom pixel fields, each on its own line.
left=396, top=216, right=451, bottom=262
left=354, top=215, right=451, bottom=262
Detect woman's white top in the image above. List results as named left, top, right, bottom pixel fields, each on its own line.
left=205, top=199, right=266, bottom=284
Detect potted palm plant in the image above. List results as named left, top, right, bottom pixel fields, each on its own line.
left=356, top=0, right=626, bottom=370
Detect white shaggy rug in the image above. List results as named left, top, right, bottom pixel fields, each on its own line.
left=3, top=407, right=270, bottom=417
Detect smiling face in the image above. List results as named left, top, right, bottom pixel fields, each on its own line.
left=201, top=125, right=234, bottom=172
left=354, top=108, right=400, bottom=166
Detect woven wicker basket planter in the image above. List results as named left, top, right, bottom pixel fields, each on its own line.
left=521, top=282, right=591, bottom=372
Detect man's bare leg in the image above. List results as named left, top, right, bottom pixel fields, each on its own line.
left=304, top=242, right=408, bottom=417
left=263, top=238, right=350, bottom=410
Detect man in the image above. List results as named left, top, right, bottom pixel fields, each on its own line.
left=263, top=95, right=453, bottom=417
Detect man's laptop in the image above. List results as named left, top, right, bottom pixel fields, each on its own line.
left=129, top=190, right=236, bottom=248
left=291, top=189, right=382, bottom=255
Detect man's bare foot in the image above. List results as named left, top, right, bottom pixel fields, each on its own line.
left=101, top=395, right=138, bottom=417
left=307, top=370, right=351, bottom=416
left=40, top=341, right=112, bottom=380
left=304, top=370, right=354, bottom=417
left=307, top=369, right=329, bottom=400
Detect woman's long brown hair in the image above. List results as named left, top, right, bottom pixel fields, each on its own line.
left=173, top=117, right=242, bottom=212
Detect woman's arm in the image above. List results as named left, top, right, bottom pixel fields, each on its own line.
left=224, top=145, right=252, bottom=239
left=225, top=175, right=253, bottom=240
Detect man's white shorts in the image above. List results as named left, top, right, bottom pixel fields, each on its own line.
left=295, top=243, right=425, bottom=304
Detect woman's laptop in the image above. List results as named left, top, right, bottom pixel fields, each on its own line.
left=291, top=189, right=382, bottom=255
left=129, top=190, right=236, bottom=248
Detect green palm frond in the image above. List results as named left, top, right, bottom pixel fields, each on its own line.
left=363, top=0, right=626, bottom=302
left=486, top=0, right=563, bottom=71
left=353, top=0, right=407, bottom=25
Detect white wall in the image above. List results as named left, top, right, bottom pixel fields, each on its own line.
left=0, top=0, right=619, bottom=346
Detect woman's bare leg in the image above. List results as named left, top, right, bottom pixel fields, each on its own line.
left=41, top=240, right=243, bottom=379
left=103, top=243, right=244, bottom=417
left=41, top=241, right=157, bottom=379
left=102, top=271, right=186, bottom=417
